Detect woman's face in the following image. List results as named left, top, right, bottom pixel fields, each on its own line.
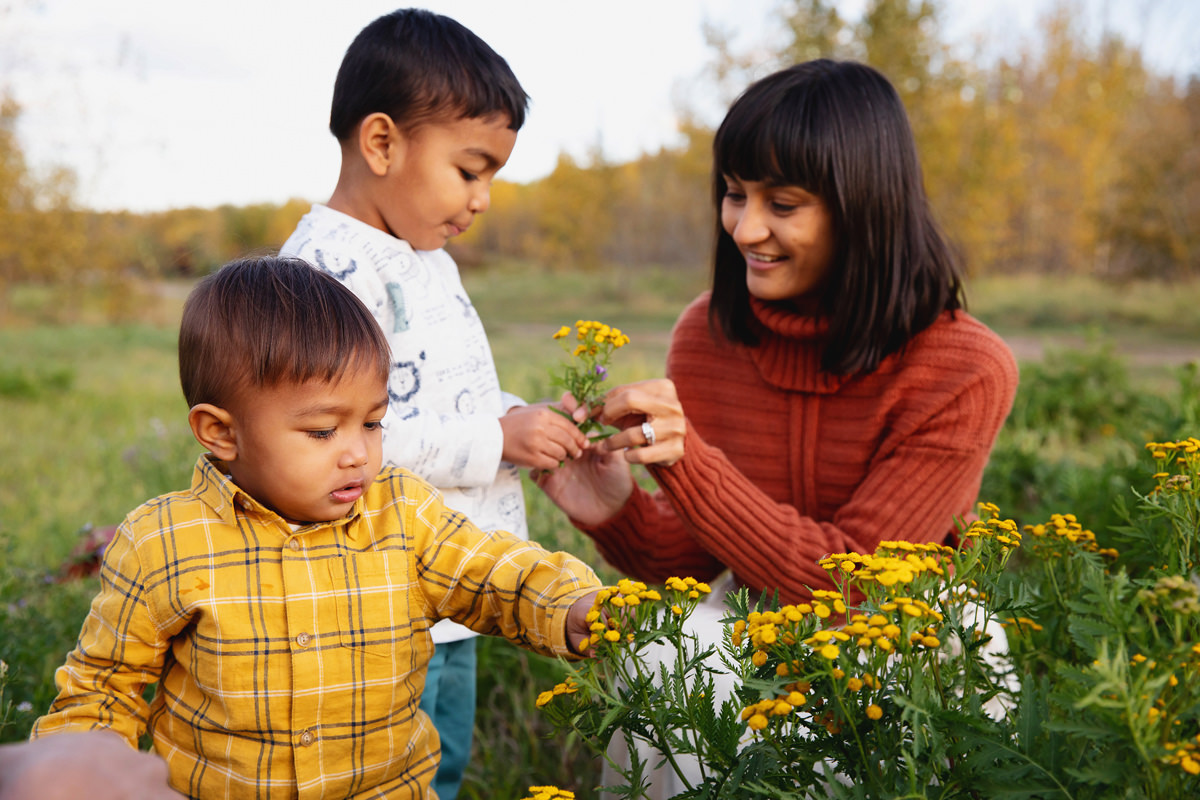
left=720, top=176, right=835, bottom=304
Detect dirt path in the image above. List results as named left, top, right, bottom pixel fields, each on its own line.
left=1000, top=334, right=1200, bottom=367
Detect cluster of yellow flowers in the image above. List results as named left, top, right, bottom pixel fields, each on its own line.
left=819, top=541, right=953, bottom=589
left=549, top=319, right=632, bottom=438
left=962, top=509, right=1024, bottom=550
left=1163, top=737, right=1200, bottom=776
left=1125, top=650, right=1200, bottom=776
left=535, top=677, right=579, bottom=709
left=1147, top=438, right=1200, bottom=494
left=552, top=319, right=630, bottom=358
left=1022, top=513, right=1117, bottom=559
left=576, top=577, right=710, bottom=653
left=848, top=599, right=944, bottom=653
left=729, top=580, right=956, bottom=738
left=519, top=787, right=576, bottom=800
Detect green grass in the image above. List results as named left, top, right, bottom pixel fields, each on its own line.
left=964, top=272, right=1200, bottom=341
left=2, top=266, right=1199, bottom=798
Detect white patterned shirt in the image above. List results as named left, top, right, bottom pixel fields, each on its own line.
left=282, top=204, right=527, bottom=643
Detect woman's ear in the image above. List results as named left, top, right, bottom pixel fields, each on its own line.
left=358, top=112, right=404, bottom=177
left=188, top=403, right=238, bottom=461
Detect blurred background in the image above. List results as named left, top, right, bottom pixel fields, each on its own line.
left=2, top=0, right=1198, bottom=314
left=3, top=2, right=1200, bottom=796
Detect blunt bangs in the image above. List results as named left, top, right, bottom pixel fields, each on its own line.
left=714, top=66, right=838, bottom=202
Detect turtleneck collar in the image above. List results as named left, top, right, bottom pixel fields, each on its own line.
left=748, top=296, right=850, bottom=394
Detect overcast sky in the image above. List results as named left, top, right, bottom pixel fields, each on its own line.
left=2, top=0, right=1195, bottom=212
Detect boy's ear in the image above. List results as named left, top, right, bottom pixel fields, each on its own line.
left=188, top=403, right=238, bottom=461
left=358, top=112, right=404, bottom=177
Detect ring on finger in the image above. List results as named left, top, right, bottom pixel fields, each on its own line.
left=641, top=420, right=657, bottom=447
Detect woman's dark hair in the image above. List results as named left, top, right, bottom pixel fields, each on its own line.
left=709, top=59, right=964, bottom=376
left=179, top=256, right=391, bottom=408
left=329, top=8, right=529, bottom=140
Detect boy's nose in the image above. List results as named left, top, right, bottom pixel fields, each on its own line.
left=468, top=185, right=490, bottom=214
left=343, top=439, right=369, bottom=468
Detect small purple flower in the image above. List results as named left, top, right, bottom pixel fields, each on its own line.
left=594, top=365, right=608, bottom=381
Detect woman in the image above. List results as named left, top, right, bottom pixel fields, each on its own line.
left=537, top=59, right=1018, bottom=604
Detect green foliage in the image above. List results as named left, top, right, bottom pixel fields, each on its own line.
left=0, top=364, right=73, bottom=399
left=533, top=446, right=1200, bottom=798
left=0, top=537, right=97, bottom=741
left=979, top=341, right=1200, bottom=538
left=3, top=271, right=1199, bottom=800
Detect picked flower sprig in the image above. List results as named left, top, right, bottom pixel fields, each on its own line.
left=549, top=319, right=630, bottom=438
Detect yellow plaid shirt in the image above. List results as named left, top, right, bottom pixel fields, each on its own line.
left=32, top=455, right=599, bottom=799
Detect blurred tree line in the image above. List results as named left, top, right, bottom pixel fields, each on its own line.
left=2, top=0, right=1197, bottom=324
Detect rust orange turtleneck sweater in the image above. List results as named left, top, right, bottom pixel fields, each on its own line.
left=577, top=292, right=1019, bottom=603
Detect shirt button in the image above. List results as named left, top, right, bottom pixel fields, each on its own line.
left=299, top=729, right=315, bottom=747
left=287, top=539, right=301, bottom=551
left=296, top=632, right=311, bottom=648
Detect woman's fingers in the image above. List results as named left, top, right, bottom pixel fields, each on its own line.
left=598, top=379, right=686, bottom=466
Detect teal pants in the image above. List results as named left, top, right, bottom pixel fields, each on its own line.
left=421, top=637, right=476, bottom=800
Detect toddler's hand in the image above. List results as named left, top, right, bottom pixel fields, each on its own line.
left=499, top=401, right=589, bottom=470
left=565, top=590, right=601, bottom=657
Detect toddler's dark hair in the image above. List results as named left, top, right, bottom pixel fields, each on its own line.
left=179, top=256, right=390, bottom=408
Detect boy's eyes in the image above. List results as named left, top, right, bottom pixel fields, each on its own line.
left=305, top=421, right=384, bottom=440
left=459, top=168, right=479, bottom=182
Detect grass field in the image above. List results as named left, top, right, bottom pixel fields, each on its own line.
left=2, top=265, right=1199, bottom=797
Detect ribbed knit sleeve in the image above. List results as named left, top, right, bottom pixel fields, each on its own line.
left=578, top=294, right=1019, bottom=602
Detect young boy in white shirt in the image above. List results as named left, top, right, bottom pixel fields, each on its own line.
left=280, top=11, right=589, bottom=797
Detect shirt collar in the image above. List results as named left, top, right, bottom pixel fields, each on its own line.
left=190, top=454, right=364, bottom=538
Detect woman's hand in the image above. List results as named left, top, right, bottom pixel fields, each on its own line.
left=597, top=379, right=686, bottom=467
left=533, top=445, right=634, bottom=526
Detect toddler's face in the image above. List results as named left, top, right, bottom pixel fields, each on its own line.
left=379, top=113, right=517, bottom=251
left=223, top=365, right=388, bottom=524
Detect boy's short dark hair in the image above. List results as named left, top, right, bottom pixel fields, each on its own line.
left=179, top=256, right=391, bottom=408
left=329, top=7, right=529, bottom=141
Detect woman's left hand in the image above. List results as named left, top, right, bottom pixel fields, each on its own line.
left=598, top=379, right=686, bottom=467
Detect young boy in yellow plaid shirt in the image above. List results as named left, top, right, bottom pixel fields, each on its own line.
left=31, top=256, right=602, bottom=799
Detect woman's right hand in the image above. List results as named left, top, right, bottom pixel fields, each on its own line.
left=532, top=444, right=634, bottom=526
left=597, top=379, right=686, bottom=467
